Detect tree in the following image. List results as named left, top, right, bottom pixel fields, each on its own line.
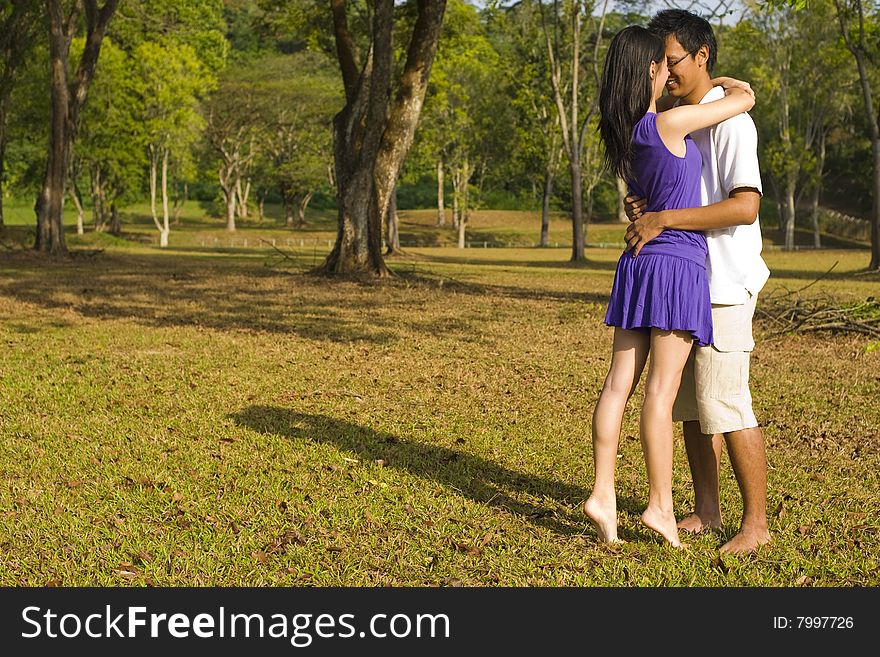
left=538, top=0, right=610, bottom=262
left=321, top=0, right=447, bottom=276
left=204, top=73, right=261, bottom=232
left=0, top=2, right=42, bottom=227
left=137, top=40, right=213, bottom=247
left=74, top=37, right=146, bottom=235
left=832, top=0, right=880, bottom=269
left=35, top=0, right=120, bottom=255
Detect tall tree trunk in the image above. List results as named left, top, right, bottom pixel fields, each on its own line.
left=159, top=147, right=169, bottom=247
left=570, top=159, right=585, bottom=261
left=35, top=0, right=120, bottom=255
left=298, top=190, right=313, bottom=227
left=149, top=146, right=159, bottom=227
left=320, top=0, right=446, bottom=276
left=69, top=183, right=84, bottom=235
left=0, top=136, right=5, bottom=228
left=386, top=184, right=400, bottom=254
left=436, top=158, right=445, bottom=226
left=36, top=27, right=71, bottom=255
left=784, top=173, right=796, bottom=251
left=258, top=190, right=266, bottom=224
left=616, top=176, right=628, bottom=223
left=224, top=187, right=236, bottom=232
left=834, top=0, right=879, bottom=269
left=810, top=129, right=826, bottom=249
left=452, top=168, right=460, bottom=229
left=540, top=165, right=554, bottom=247
left=283, top=189, right=294, bottom=227
left=91, top=166, right=104, bottom=231
left=109, top=201, right=120, bottom=235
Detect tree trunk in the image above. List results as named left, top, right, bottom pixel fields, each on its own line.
left=0, top=136, right=5, bottom=228
left=616, top=176, right=628, bottom=223
left=149, top=146, right=158, bottom=224
left=160, top=147, right=170, bottom=247
left=784, top=174, right=796, bottom=251
left=457, top=207, right=467, bottom=248
left=35, top=0, right=120, bottom=255
left=298, top=190, right=313, bottom=227
left=109, top=201, right=120, bottom=235
left=320, top=0, right=446, bottom=276
left=91, top=166, right=105, bottom=231
left=810, top=129, right=826, bottom=249
left=35, top=31, right=71, bottom=255
left=452, top=171, right=460, bottom=229
left=540, top=165, right=553, bottom=247
left=570, top=158, right=585, bottom=261
left=437, top=158, right=445, bottom=226
left=283, top=190, right=294, bottom=227
left=70, top=183, right=85, bottom=235
left=386, top=185, right=400, bottom=254
left=258, top=190, right=266, bottom=224
left=834, top=0, right=880, bottom=269
left=235, top=176, right=250, bottom=220
left=224, top=187, right=236, bottom=232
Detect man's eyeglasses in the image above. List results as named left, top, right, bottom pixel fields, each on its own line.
left=667, top=51, right=696, bottom=70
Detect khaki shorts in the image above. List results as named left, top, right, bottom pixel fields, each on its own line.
left=672, top=292, right=759, bottom=435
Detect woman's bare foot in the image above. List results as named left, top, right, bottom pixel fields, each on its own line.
left=677, top=511, right=723, bottom=533
left=641, top=506, right=682, bottom=547
left=583, top=496, right=620, bottom=543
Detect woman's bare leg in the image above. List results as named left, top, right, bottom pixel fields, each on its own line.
left=584, top=328, right=650, bottom=542
left=639, top=329, right=693, bottom=547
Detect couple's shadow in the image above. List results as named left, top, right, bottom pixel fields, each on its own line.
left=231, top=406, right=643, bottom=539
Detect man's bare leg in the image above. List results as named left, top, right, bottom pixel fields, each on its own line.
left=720, top=426, right=771, bottom=554
left=677, top=421, right=724, bottom=532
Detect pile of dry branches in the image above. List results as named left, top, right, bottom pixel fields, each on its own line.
left=756, top=263, right=880, bottom=339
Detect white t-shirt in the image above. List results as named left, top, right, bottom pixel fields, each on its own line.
left=690, top=86, right=770, bottom=305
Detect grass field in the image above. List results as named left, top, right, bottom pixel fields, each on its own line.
left=0, top=208, right=878, bottom=586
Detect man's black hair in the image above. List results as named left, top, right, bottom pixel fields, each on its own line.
left=648, top=9, right=717, bottom=73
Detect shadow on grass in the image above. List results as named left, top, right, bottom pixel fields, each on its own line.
left=411, top=250, right=619, bottom=272
left=230, top=406, right=645, bottom=539
left=0, top=250, right=611, bottom=341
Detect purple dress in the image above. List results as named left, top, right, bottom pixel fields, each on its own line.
left=604, top=112, right=713, bottom=346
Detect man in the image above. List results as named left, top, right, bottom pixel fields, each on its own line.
left=625, top=9, right=771, bottom=554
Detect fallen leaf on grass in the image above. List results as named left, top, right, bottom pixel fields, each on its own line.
left=773, top=501, right=785, bottom=518
left=795, top=575, right=814, bottom=586
left=113, top=564, right=139, bottom=580
left=171, top=491, right=183, bottom=502
left=452, top=542, right=482, bottom=557
left=798, top=524, right=812, bottom=535
left=252, top=550, right=269, bottom=565
left=45, top=579, right=61, bottom=587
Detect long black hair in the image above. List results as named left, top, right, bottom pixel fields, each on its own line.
left=598, top=26, right=665, bottom=183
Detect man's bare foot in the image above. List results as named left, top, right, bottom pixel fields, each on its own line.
left=641, top=506, right=682, bottom=548
left=582, top=496, right=620, bottom=543
left=719, top=527, right=771, bottom=554
left=677, top=512, right=723, bottom=533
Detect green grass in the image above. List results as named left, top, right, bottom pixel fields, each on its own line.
left=0, top=219, right=877, bottom=586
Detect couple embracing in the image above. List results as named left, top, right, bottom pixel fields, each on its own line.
left=585, top=10, right=771, bottom=553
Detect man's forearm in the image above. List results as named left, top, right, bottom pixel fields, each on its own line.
left=658, top=195, right=759, bottom=231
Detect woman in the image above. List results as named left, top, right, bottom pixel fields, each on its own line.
left=583, top=26, right=755, bottom=547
